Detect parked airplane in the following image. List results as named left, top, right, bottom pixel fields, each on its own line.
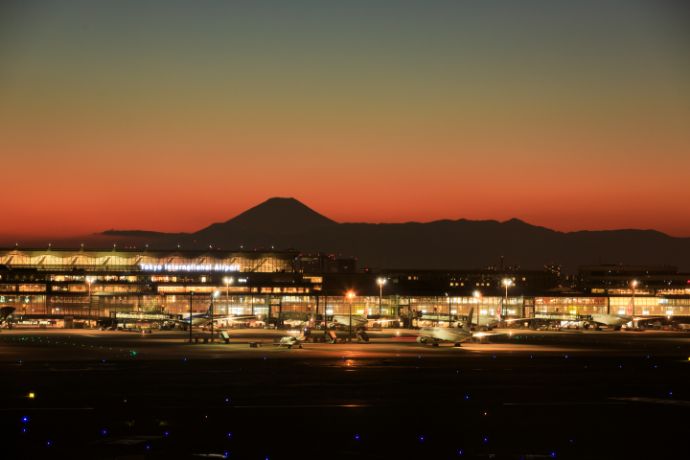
left=367, top=317, right=403, bottom=329
left=330, top=314, right=368, bottom=328
left=416, top=308, right=475, bottom=347
left=505, top=313, right=655, bottom=331
left=213, top=315, right=260, bottom=328
left=166, top=305, right=258, bottom=328
left=275, top=335, right=304, bottom=349
left=588, top=313, right=633, bottom=330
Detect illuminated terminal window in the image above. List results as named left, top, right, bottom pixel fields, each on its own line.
left=0, top=249, right=295, bottom=273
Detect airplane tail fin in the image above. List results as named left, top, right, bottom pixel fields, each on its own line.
left=464, top=308, right=474, bottom=330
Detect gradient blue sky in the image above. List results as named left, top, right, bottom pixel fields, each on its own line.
left=1, top=0, right=689, bottom=237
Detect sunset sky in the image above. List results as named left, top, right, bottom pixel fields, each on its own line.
left=1, top=0, right=689, bottom=239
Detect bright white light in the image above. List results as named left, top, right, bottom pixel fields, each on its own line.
left=502, top=278, right=513, bottom=287
left=139, top=263, right=240, bottom=272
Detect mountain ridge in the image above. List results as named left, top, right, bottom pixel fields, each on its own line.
left=89, top=197, right=690, bottom=272
left=9, top=197, right=688, bottom=272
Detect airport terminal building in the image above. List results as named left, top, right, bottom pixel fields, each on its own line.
left=2, top=248, right=690, bottom=325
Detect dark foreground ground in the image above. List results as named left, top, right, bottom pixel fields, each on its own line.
left=1, top=329, right=689, bottom=459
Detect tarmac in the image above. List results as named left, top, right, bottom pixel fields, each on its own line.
left=2, top=328, right=689, bottom=459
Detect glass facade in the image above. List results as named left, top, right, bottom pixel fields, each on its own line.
left=3, top=249, right=690, bottom=322
left=0, top=249, right=296, bottom=273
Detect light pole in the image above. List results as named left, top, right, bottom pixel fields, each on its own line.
left=223, top=276, right=234, bottom=315
left=630, top=279, right=639, bottom=316
left=446, top=292, right=451, bottom=327
left=376, top=277, right=386, bottom=316
left=210, top=290, right=220, bottom=343
left=188, top=291, right=194, bottom=344
left=86, top=276, right=95, bottom=328
left=473, top=290, right=482, bottom=329
left=346, top=290, right=356, bottom=341
left=501, top=278, right=513, bottom=320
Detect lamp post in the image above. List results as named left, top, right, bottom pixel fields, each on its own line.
left=346, top=290, right=356, bottom=341
left=86, top=276, right=95, bottom=328
left=473, top=290, right=482, bottom=329
left=223, top=276, right=234, bottom=315
left=446, top=292, right=451, bottom=327
left=501, top=278, right=513, bottom=320
left=210, top=290, right=220, bottom=343
left=188, top=291, right=195, bottom=344
left=376, top=277, right=386, bottom=316
left=630, top=279, right=639, bottom=316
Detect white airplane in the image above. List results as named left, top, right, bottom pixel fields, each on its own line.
left=170, top=305, right=258, bottom=328
left=505, top=313, right=653, bottom=331
left=588, top=313, right=633, bottom=330
left=563, top=313, right=637, bottom=331
left=367, top=317, right=403, bottom=329
left=330, top=314, right=368, bottom=328
left=213, top=315, right=259, bottom=328
left=416, top=308, right=475, bottom=347
left=283, top=318, right=308, bottom=328
left=275, top=335, right=304, bottom=349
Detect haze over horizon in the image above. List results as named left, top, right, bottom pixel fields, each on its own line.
left=2, top=1, right=689, bottom=238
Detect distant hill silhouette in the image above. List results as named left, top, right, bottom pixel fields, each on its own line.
left=34, top=197, right=690, bottom=272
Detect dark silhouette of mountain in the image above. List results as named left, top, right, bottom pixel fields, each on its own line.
left=195, top=197, right=336, bottom=240
left=63, top=197, right=690, bottom=272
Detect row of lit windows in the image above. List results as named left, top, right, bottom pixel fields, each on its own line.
left=447, top=281, right=496, bottom=287
left=157, top=285, right=310, bottom=294
left=536, top=297, right=608, bottom=306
